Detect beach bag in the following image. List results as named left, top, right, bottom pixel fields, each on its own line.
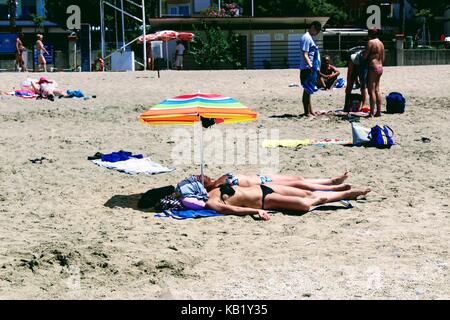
left=368, top=125, right=394, bottom=148
left=351, top=123, right=371, bottom=146
left=386, top=92, right=406, bottom=114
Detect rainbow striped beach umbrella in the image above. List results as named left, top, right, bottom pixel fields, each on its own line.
left=140, top=93, right=257, bottom=125
left=140, top=93, right=257, bottom=176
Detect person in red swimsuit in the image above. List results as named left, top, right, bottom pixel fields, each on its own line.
left=364, top=28, right=385, bottom=117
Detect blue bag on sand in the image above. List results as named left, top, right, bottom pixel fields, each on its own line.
left=368, top=125, right=394, bottom=148
left=386, top=92, right=406, bottom=114
left=335, top=77, right=345, bottom=89
left=67, top=90, right=85, bottom=98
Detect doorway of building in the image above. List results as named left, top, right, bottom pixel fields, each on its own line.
left=288, top=33, right=303, bottom=69
left=253, top=34, right=271, bottom=69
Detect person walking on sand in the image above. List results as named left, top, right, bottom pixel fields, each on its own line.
left=16, top=33, right=27, bottom=72
left=364, top=28, right=385, bottom=117
left=299, top=21, right=322, bottom=117
left=36, top=34, right=49, bottom=72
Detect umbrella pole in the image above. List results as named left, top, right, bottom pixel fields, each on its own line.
left=166, top=41, right=169, bottom=70
left=200, top=121, right=204, bottom=185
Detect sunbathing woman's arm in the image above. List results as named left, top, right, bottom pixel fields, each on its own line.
left=205, top=201, right=270, bottom=221
left=211, top=175, right=228, bottom=189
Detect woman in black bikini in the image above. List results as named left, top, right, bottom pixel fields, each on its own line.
left=208, top=183, right=371, bottom=221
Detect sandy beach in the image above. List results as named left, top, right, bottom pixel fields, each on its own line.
left=0, top=66, right=449, bottom=299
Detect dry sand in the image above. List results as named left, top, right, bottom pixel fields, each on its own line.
left=0, top=66, right=449, bottom=299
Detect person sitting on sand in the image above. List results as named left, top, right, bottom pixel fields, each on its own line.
left=205, top=183, right=371, bottom=221
left=196, top=171, right=350, bottom=192
left=318, top=55, right=340, bottom=90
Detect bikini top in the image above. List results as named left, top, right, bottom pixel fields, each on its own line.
left=219, top=184, right=236, bottom=204
left=225, top=172, right=239, bottom=186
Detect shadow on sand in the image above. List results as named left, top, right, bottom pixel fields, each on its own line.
left=269, top=114, right=306, bottom=119
left=104, top=194, right=150, bottom=213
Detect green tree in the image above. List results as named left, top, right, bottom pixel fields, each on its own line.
left=408, top=0, right=449, bottom=18
left=191, top=21, right=241, bottom=69
left=30, top=14, right=45, bottom=33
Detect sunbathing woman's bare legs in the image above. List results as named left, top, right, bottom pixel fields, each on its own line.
left=264, top=187, right=371, bottom=212
left=266, top=171, right=349, bottom=186
left=267, top=180, right=350, bottom=192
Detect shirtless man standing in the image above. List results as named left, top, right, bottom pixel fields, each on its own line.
left=16, top=33, right=26, bottom=72
left=364, top=28, right=385, bottom=117
left=205, top=184, right=371, bottom=221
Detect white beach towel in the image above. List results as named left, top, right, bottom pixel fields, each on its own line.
left=92, top=158, right=175, bottom=175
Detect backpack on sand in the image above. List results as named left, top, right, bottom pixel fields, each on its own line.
left=386, top=92, right=406, bottom=114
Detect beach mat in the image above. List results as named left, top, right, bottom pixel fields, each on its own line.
left=91, top=157, right=175, bottom=175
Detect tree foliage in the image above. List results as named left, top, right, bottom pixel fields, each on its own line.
left=190, top=21, right=241, bottom=69
left=408, top=0, right=450, bottom=18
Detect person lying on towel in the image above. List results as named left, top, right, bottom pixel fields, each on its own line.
left=142, top=175, right=370, bottom=221
left=32, top=77, right=67, bottom=101
left=195, top=171, right=351, bottom=192
left=205, top=183, right=371, bottom=221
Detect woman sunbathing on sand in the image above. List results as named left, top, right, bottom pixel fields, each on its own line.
left=195, top=171, right=351, bottom=192
left=31, top=77, right=66, bottom=101
left=205, top=183, right=371, bottom=221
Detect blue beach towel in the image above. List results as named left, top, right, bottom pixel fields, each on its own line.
left=157, top=209, right=223, bottom=220
left=101, top=151, right=144, bottom=163
left=303, top=46, right=321, bottom=95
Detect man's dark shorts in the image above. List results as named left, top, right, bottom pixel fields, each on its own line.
left=300, top=68, right=312, bottom=86
left=351, top=65, right=368, bottom=88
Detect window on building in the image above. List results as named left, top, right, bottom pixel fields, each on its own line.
left=21, top=0, right=37, bottom=19
left=167, top=4, right=190, bottom=16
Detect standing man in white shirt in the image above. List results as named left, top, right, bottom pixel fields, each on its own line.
left=299, top=21, right=322, bottom=116
left=175, top=40, right=185, bottom=70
